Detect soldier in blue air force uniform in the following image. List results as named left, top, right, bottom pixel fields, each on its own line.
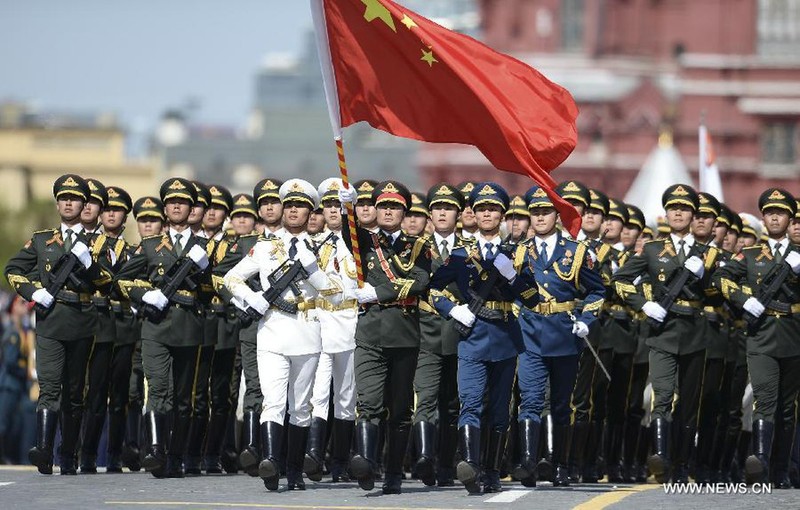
left=512, top=186, right=606, bottom=487
left=428, top=182, right=539, bottom=494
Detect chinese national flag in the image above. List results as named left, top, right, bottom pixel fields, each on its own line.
left=312, top=0, right=581, bottom=235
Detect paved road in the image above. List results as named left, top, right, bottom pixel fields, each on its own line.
left=2, top=466, right=800, bottom=509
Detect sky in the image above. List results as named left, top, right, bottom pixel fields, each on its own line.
left=1, top=1, right=312, bottom=132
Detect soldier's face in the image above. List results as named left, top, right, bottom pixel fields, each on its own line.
left=530, top=207, right=558, bottom=236
left=164, top=198, right=192, bottom=225
left=355, top=200, right=377, bottom=227
left=582, top=208, right=604, bottom=234
left=258, top=198, right=283, bottom=226
left=322, top=199, right=342, bottom=230
left=101, top=207, right=127, bottom=232
left=137, top=218, right=163, bottom=237
left=723, top=230, right=739, bottom=252
left=282, top=202, right=311, bottom=230
left=666, top=205, right=693, bottom=233
left=460, top=206, right=477, bottom=229
left=402, top=212, right=428, bottom=236
left=376, top=203, right=405, bottom=232
left=505, top=215, right=531, bottom=241
left=188, top=204, right=206, bottom=226
left=567, top=199, right=585, bottom=216
left=307, top=211, right=325, bottom=235
left=713, top=222, right=728, bottom=246
left=81, top=199, right=102, bottom=225
left=203, top=205, right=227, bottom=230
left=57, top=197, right=85, bottom=223
left=473, top=203, right=503, bottom=234
left=622, top=226, right=641, bottom=249
left=790, top=218, right=800, bottom=244
left=430, top=204, right=458, bottom=234
left=762, top=208, right=790, bottom=237
left=604, top=217, right=624, bottom=241
left=691, top=212, right=716, bottom=239
left=230, top=213, right=255, bottom=235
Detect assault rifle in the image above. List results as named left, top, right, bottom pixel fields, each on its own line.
left=36, top=253, right=82, bottom=317
left=453, top=244, right=514, bottom=338
left=141, top=256, right=198, bottom=322
left=745, top=257, right=798, bottom=330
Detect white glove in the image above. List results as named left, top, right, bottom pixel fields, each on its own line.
left=786, top=250, right=800, bottom=274
left=244, top=291, right=269, bottom=315
left=684, top=255, right=704, bottom=278
left=449, top=304, right=476, bottom=328
left=70, top=241, right=92, bottom=269
left=743, top=297, right=765, bottom=319
left=187, top=244, right=209, bottom=270
left=231, top=296, right=248, bottom=312
left=338, top=186, right=357, bottom=205
left=572, top=321, right=590, bottom=338
left=31, top=288, right=55, bottom=309
left=296, top=244, right=319, bottom=273
left=641, top=301, right=667, bottom=323
left=354, top=283, right=378, bottom=304
left=493, top=253, right=516, bottom=281
left=142, top=289, right=169, bottom=311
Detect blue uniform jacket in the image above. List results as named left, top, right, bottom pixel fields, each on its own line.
left=429, top=241, right=539, bottom=362
left=517, top=232, right=605, bottom=356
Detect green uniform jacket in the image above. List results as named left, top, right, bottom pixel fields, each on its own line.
left=612, top=238, right=721, bottom=355
left=602, top=247, right=638, bottom=355
left=713, top=243, right=800, bottom=358
left=114, top=232, right=212, bottom=347
left=587, top=242, right=618, bottom=350
left=212, top=232, right=261, bottom=350
left=703, top=247, right=732, bottom=360
left=5, top=228, right=111, bottom=341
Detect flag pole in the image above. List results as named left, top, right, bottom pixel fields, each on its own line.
left=311, top=0, right=364, bottom=286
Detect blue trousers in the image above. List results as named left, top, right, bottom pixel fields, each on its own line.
left=518, top=350, right=578, bottom=426
left=457, top=355, right=516, bottom=430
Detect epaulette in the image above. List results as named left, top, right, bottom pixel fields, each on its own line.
left=240, top=232, right=260, bottom=238
left=140, top=234, right=164, bottom=243
left=33, top=228, right=57, bottom=236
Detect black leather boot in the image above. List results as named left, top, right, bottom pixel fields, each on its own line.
left=330, top=418, right=354, bottom=482
left=512, top=419, right=540, bottom=487
left=456, top=425, right=482, bottom=494
left=538, top=414, right=554, bottom=481
left=567, top=421, right=588, bottom=483
left=382, top=426, right=410, bottom=494
left=29, top=409, right=58, bottom=475
left=672, top=425, right=694, bottom=484
left=648, top=418, right=671, bottom=484
left=635, top=425, right=649, bottom=483
left=412, top=421, right=436, bottom=487
left=605, top=418, right=624, bottom=483
left=791, top=424, right=800, bottom=489
left=581, top=420, right=602, bottom=483
left=106, top=412, right=126, bottom=473
left=79, top=412, right=106, bottom=474
left=621, top=416, right=640, bottom=483
left=239, top=411, right=260, bottom=477
left=258, top=421, right=284, bottom=491
left=717, top=429, right=739, bottom=484
left=59, top=410, right=82, bottom=475
left=483, top=429, right=507, bottom=493
left=142, top=411, right=167, bottom=477
left=184, top=414, right=207, bottom=476
left=771, top=419, right=793, bottom=489
left=203, top=412, right=227, bottom=474
left=303, top=417, right=327, bottom=482
left=351, top=421, right=379, bottom=491
left=437, top=424, right=457, bottom=487
left=745, top=419, right=773, bottom=485
left=166, top=414, right=191, bottom=478
left=286, top=424, right=308, bottom=490
left=553, top=424, right=572, bottom=487
left=122, top=409, right=142, bottom=472
left=220, top=412, right=239, bottom=474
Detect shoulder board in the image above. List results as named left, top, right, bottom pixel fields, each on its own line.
left=741, top=246, right=762, bottom=254
left=33, top=229, right=58, bottom=237
left=704, top=246, right=719, bottom=270
left=513, top=244, right=527, bottom=269
left=596, top=243, right=612, bottom=262
left=140, top=234, right=164, bottom=243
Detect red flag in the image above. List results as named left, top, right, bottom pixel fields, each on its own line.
left=312, top=0, right=581, bottom=235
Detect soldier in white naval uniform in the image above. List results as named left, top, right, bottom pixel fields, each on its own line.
left=223, top=178, right=344, bottom=491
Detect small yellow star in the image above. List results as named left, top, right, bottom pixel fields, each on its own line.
left=362, top=0, right=396, bottom=32
left=421, top=48, right=438, bottom=67
left=401, top=14, right=417, bottom=30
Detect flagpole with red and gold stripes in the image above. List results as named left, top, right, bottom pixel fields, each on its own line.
left=335, top=137, right=364, bottom=286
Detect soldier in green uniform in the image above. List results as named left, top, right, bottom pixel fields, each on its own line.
left=613, top=184, right=721, bottom=484
left=5, top=174, right=112, bottom=475
left=714, top=189, right=800, bottom=487
left=353, top=179, right=379, bottom=232
left=115, top=177, right=212, bottom=478
left=412, top=183, right=466, bottom=487
left=337, top=180, right=432, bottom=494
left=456, top=182, right=478, bottom=239
left=403, top=192, right=430, bottom=237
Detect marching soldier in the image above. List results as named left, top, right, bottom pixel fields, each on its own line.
left=254, top=178, right=284, bottom=234
left=412, top=183, right=467, bottom=487
left=189, top=181, right=211, bottom=234
left=403, top=192, right=430, bottom=237
left=5, top=174, right=111, bottom=475
left=353, top=179, right=379, bottom=232
left=714, top=189, right=800, bottom=488
left=115, top=177, right=213, bottom=478
left=428, top=182, right=538, bottom=494
left=504, top=196, right=531, bottom=243
left=304, top=179, right=359, bottom=483
left=513, top=186, right=604, bottom=488
left=456, top=182, right=478, bottom=239
left=613, top=184, right=721, bottom=484
left=336, top=180, right=432, bottom=494
left=224, top=179, right=344, bottom=491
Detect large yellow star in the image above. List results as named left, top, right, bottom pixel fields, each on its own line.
left=421, top=48, right=438, bottom=67
left=401, top=14, right=417, bottom=30
left=362, top=0, right=396, bottom=32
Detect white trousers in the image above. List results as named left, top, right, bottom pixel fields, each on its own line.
left=310, top=349, right=355, bottom=421
left=258, top=350, right=319, bottom=427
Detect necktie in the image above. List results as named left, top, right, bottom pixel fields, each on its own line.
left=485, top=242, right=495, bottom=260
left=676, top=240, right=686, bottom=265
left=440, top=239, right=449, bottom=260
left=174, top=233, right=183, bottom=257
left=539, top=241, right=548, bottom=263
left=63, top=229, right=74, bottom=252
left=289, top=237, right=299, bottom=259
left=774, top=244, right=783, bottom=265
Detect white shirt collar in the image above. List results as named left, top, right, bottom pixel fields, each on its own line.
left=382, top=229, right=401, bottom=243
left=169, top=227, right=191, bottom=246
left=670, top=233, right=695, bottom=251
left=768, top=237, right=788, bottom=252
left=534, top=232, right=558, bottom=258
left=434, top=231, right=456, bottom=249
left=475, top=232, right=501, bottom=256
left=61, top=223, right=84, bottom=237
left=612, top=241, right=626, bottom=252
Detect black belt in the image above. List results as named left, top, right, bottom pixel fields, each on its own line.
left=705, top=311, right=723, bottom=323
left=56, top=290, right=90, bottom=304
left=668, top=303, right=698, bottom=317
left=171, top=294, right=196, bottom=307
left=91, top=296, right=110, bottom=308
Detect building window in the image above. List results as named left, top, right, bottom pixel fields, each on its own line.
left=761, top=121, right=797, bottom=164
left=757, top=0, right=800, bottom=55
left=560, top=0, right=585, bottom=51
